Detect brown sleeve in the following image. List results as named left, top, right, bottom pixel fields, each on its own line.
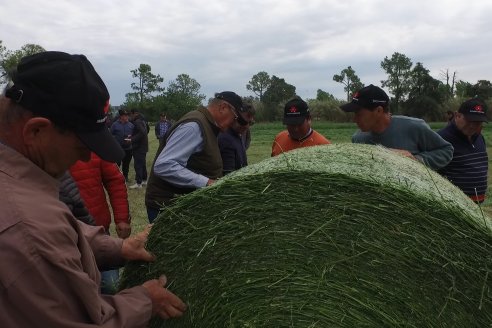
left=0, top=216, right=152, bottom=327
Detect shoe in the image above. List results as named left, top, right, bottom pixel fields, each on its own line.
left=142, top=180, right=147, bottom=186
left=129, top=183, right=142, bottom=189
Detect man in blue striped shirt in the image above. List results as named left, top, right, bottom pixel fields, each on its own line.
left=438, top=98, right=488, bottom=203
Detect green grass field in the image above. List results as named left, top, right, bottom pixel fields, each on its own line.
left=122, top=121, right=492, bottom=235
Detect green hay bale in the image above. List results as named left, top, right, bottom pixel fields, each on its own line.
left=121, top=144, right=492, bottom=327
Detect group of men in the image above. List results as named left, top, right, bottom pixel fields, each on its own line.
left=272, top=84, right=487, bottom=203
left=110, top=108, right=149, bottom=189
left=0, top=51, right=488, bottom=327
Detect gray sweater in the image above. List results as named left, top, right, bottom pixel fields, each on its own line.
left=352, top=115, right=453, bottom=170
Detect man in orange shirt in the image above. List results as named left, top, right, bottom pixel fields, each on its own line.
left=271, top=98, right=331, bottom=156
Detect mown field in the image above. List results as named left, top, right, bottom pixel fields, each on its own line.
left=122, top=121, right=492, bottom=235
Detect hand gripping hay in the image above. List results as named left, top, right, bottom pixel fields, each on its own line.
left=121, top=144, right=492, bottom=327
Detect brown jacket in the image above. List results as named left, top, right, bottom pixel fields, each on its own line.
left=0, top=144, right=152, bottom=327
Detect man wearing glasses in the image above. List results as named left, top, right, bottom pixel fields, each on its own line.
left=219, top=102, right=256, bottom=175
left=145, top=91, right=243, bottom=222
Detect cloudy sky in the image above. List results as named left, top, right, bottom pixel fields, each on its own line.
left=2, top=0, right=491, bottom=105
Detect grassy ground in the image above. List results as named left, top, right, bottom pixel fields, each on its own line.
left=121, top=121, right=492, bottom=235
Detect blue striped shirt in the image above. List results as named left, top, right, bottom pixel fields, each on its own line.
left=437, top=122, right=488, bottom=199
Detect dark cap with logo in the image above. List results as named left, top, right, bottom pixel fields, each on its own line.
left=215, top=91, right=244, bottom=112
left=458, top=98, right=488, bottom=122
left=340, top=84, right=389, bottom=112
left=283, top=98, right=310, bottom=125
left=5, top=51, right=124, bottom=163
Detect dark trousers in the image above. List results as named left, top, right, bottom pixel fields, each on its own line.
left=146, top=206, right=160, bottom=223
left=133, top=149, right=147, bottom=184
left=117, top=149, right=132, bottom=180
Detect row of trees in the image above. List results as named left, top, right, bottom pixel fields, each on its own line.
left=246, top=52, right=492, bottom=122
left=1, top=40, right=491, bottom=122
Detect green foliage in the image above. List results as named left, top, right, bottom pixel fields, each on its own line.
left=308, top=99, right=351, bottom=122
left=246, top=71, right=271, bottom=101
left=316, top=89, right=335, bottom=101
left=161, top=74, right=206, bottom=120
left=0, top=42, right=45, bottom=84
left=403, top=95, right=443, bottom=121
left=262, top=75, right=296, bottom=121
left=381, top=52, right=413, bottom=114
left=333, top=65, right=364, bottom=101
left=127, top=64, right=164, bottom=109
left=470, top=80, right=492, bottom=100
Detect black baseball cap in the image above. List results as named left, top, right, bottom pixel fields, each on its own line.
left=458, top=98, right=488, bottom=122
left=283, top=98, right=310, bottom=125
left=215, top=91, right=244, bottom=112
left=5, top=51, right=124, bottom=163
left=340, top=84, right=389, bottom=112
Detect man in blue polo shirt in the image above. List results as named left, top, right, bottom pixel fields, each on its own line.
left=438, top=98, right=489, bottom=203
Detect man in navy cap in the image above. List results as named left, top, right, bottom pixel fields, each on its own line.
left=341, top=84, right=453, bottom=170
left=0, top=51, right=186, bottom=327
left=145, top=91, right=243, bottom=222
left=438, top=98, right=489, bottom=203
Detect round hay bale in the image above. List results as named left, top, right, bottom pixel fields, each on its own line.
left=122, top=144, right=492, bottom=327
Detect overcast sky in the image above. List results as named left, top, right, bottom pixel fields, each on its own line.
left=2, top=0, right=491, bottom=105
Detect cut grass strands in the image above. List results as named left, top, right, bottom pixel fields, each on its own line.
left=121, top=144, right=492, bottom=327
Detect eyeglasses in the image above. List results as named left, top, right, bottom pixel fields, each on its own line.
left=224, top=102, right=255, bottom=126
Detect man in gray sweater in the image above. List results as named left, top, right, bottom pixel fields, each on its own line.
left=340, top=84, right=453, bottom=170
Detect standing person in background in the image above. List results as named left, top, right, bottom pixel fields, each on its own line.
left=128, top=109, right=149, bottom=189
left=110, top=109, right=133, bottom=182
left=340, top=84, right=453, bottom=170
left=218, top=102, right=256, bottom=175
left=438, top=98, right=489, bottom=203
left=0, top=51, right=186, bottom=327
left=155, top=113, right=172, bottom=146
left=272, top=97, right=331, bottom=157
left=145, top=91, right=243, bottom=222
left=70, top=152, right=132, bottom=293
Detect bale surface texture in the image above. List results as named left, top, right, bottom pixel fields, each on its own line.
left=122, top=144, right=492, bottom=327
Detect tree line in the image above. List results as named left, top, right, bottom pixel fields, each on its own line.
left=1, top=41, right=491, bottom=122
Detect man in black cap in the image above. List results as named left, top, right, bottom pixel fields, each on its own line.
left=0, top=51, right=186, bottom=327
left=438, top=98, right=489, bottom=202
left=110, top=108, right=134, bottom=182
left=341, top=84, right=453, bottom=170
left=145, top=91, right=243, bottom=222
left=271, top=97, right=331, bottom=157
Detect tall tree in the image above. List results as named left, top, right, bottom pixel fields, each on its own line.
left=332, top=66, right=364, bottom=101
left=455, top=80, right=473, bottom=98
left=405, top=63, right=444, bottom=120
left=381, top=52, right=413, bottom=113
left=470, top=80, right=492, bottom=100
left=246, top=71, right=271, bottom=101
left=163, top=74, right=206, bottom=119
left=0, top=42, right=45, bottom=84
left=262, top=75, right=296, bottom=121
left=439, top=68, right=457, bottom=99
left=128, top=64, right=164, bottom=108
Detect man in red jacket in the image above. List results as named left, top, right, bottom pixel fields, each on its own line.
left=70, top=152, right=131, bottom=238
left=70, top=152, right=132, bottom=293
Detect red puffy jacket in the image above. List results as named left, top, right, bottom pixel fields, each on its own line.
left=70, top=153, right=130, bottom=231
